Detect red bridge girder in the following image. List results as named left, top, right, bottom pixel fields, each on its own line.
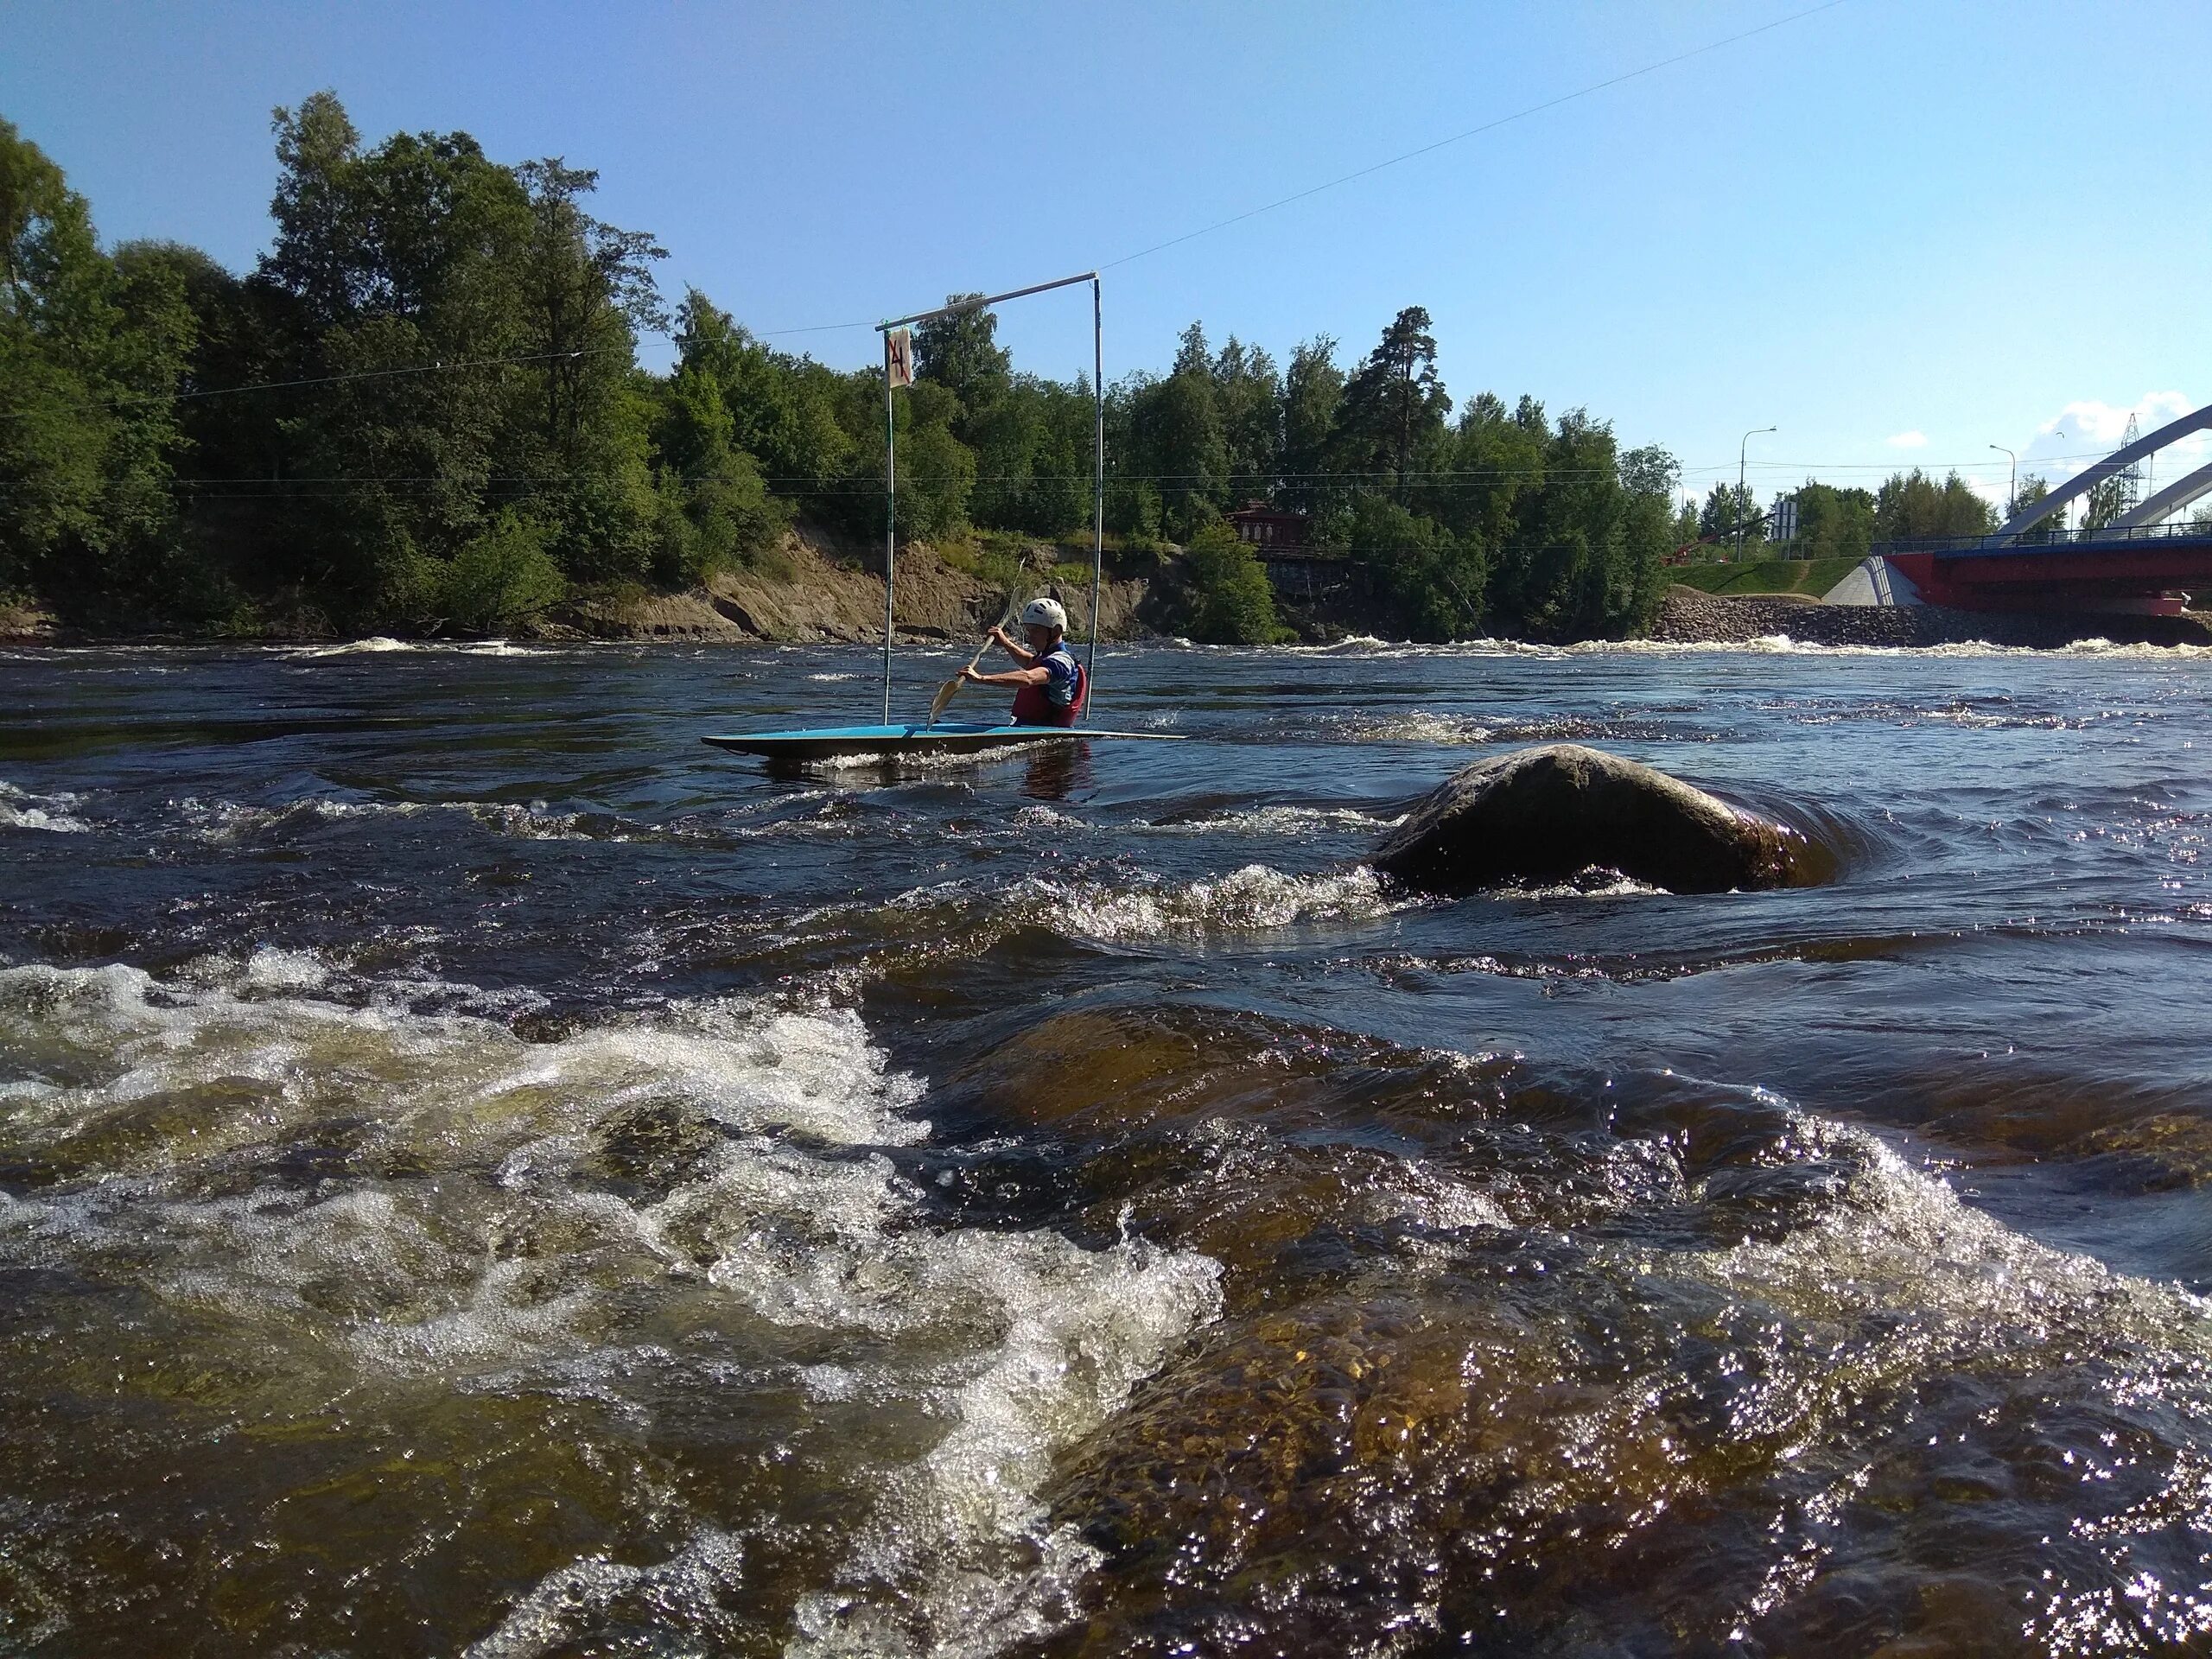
left=1890, top=544, right=2212, bottom=615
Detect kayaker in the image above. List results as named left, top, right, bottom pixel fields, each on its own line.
left=961, top=596, right=1086, bottom=726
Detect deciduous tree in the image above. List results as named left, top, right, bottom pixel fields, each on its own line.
left=0, top=119, right=189, bottom=620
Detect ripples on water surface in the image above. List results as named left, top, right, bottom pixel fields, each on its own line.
left=7, top=638, right=2212, bottom=1656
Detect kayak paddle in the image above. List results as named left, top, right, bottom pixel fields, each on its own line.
left=929, top=595, right=1019, bottom=726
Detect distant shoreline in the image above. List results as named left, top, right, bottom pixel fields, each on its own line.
left=11, top=583, right=2211, bottom=655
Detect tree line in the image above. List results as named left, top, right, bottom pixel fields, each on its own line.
left=4, top=97, right=1685, bottom=642
left=1682, top=471, right=2000, bottom=564
left=1682, top=462, right=2188, bottom=566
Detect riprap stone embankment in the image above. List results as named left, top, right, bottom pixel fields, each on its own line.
left=1652, top=585, right=2212, bottom=649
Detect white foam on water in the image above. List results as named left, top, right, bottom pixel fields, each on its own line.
left=1590, top=634, right=2212, bottom=661
left=176, top=795, right=424, bottom=843
left=175, top=794, right=639, bottom=845
left=1336, top=710, right=1503, bottom=745
left=294, top=635, right=418, bottom=656
left=1494, top=868, right=1671, bottom=900
left=1640, top=1106, right=2212, bottom=1641
left=1682, top=1120, right=2212, bottom=1356
left=0, top=958, right=1223, bottom=1657
left=1128, top=804, right=1403, bottom=836
left=2058, top=637, right=2212, bottom=660
left=1304, top=633, right=1395, bottom=652
left=803, top=741, right=1065, bottom=774
left=933, top=862, right=1414, bottom=944
left=986, top=804, right=1397, bottom=841
left=776, top=1222, right=1221, bottom=1657
left=1278, top=635, right=1549, bottom=659
left=464, top=1530, right=750, bottom=1659
left=282, top=636, right=547, bottom=658
left=1325, top=709, right=1695, bottom=747
left=838, top=863, right=1426, bottom=964
left=1011, top=804, right=1085, bottom=830
left=0, top=781, right=90, bottom=834
left=241, top=944, right=333, bottom=991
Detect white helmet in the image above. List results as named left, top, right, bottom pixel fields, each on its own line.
left=1020, top=596, right=1068, bottom=632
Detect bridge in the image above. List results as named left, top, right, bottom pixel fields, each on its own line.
left=1861, top=402, right=2212, bottom=614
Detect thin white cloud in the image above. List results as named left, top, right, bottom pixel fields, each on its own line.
left=2037, top=391, right=2191, bottom=445
left=1885, top=429, right=1928, bottom=449
left=2019, top=390, right=2201, bottom=489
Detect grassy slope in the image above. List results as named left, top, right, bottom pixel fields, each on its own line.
left=1669, top=556, right=1864, bottom=598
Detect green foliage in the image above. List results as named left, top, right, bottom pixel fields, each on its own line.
left=435, top=511, right=564, bottom=632
left=1334, top=306, right=1449, bottom=502
left=0, top=104, right=1707, bottom=645
left=673, top=290, right=849, bottom=498
left=2079, top=473, right=2131, bottom=532
left=0, top=118, right=189, bottom=620
left=1416, top=391, right=1544, bottom=550
left=648, top=359, right=786, bottom=583
left=914, top=296, right=1012, bottom=423
left=1480, top=407, right=1664, bottom=640
left=2006, top=476, right=2064, bottom=543
left=237, top=92, right=672, bottom=626
left=1122, top=347, right=1229, bottom=540
left=1874, top=468, right=1995, bottom=541
left=1211, top=334, right=1281, bottom=501
left=1104, top=474, right=1164, bottom=543
left=1178, top=520, right=1285, bottom=644
left=1784, top=481, right=1876, bottom=562
left=1672, top=499, right=1700, bottom=548
left=1343, top=495, right=1484, bottom=640
left=1697, top=481, right=1762, bottom=549
left=934, top=531, right=1029, bottom=599
left=1278, top=337, right=1344, bottom=516
left=887, top=390, right=976, bottom=541
left=966, top=376, right=1090, bottom=535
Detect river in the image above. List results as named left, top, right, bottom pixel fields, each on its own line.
left=5, top=636, right=2212, bottom=1656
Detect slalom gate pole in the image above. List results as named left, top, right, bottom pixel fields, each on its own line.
left=1087, top=276, right=1103, bottom=723
left=872, top=272, right=1101, bottom=727
left=881, top=333, right=895, bottom=724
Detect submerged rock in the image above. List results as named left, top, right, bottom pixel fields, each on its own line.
left=1372, top=742, right=1817, bottom=894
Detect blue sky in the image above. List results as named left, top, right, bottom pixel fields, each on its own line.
left=7, top=0, right=2208, bottom=510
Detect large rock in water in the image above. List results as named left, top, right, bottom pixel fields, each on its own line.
left=1373, top=743, right=1814, bottom=894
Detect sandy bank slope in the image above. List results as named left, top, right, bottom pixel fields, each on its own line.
left=558, top=531, right=1153, bottom=645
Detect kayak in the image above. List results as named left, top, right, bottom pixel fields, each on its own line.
left=700, top=721, right=1185, bottom=761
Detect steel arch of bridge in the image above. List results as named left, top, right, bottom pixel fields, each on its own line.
left=2113, top=458, right=2212, bottom=530
left=1995, top=403, right=2212, bottom=542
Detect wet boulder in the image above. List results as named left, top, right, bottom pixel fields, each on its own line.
left=1373, top=743, right=1815, bottom=894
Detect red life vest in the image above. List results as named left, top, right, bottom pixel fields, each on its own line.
left=1009, top=647, right=1086, bottom=727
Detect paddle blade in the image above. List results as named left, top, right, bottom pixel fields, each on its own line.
left=927, top=675, right=963, bottom=725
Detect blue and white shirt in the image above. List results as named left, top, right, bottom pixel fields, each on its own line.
left=1039, top=645, right=1081, bottom=709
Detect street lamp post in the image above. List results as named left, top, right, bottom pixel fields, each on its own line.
left=1738, top=426, right=1776, bottom=560
left=1990, top=443, right=2017, bottom=517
